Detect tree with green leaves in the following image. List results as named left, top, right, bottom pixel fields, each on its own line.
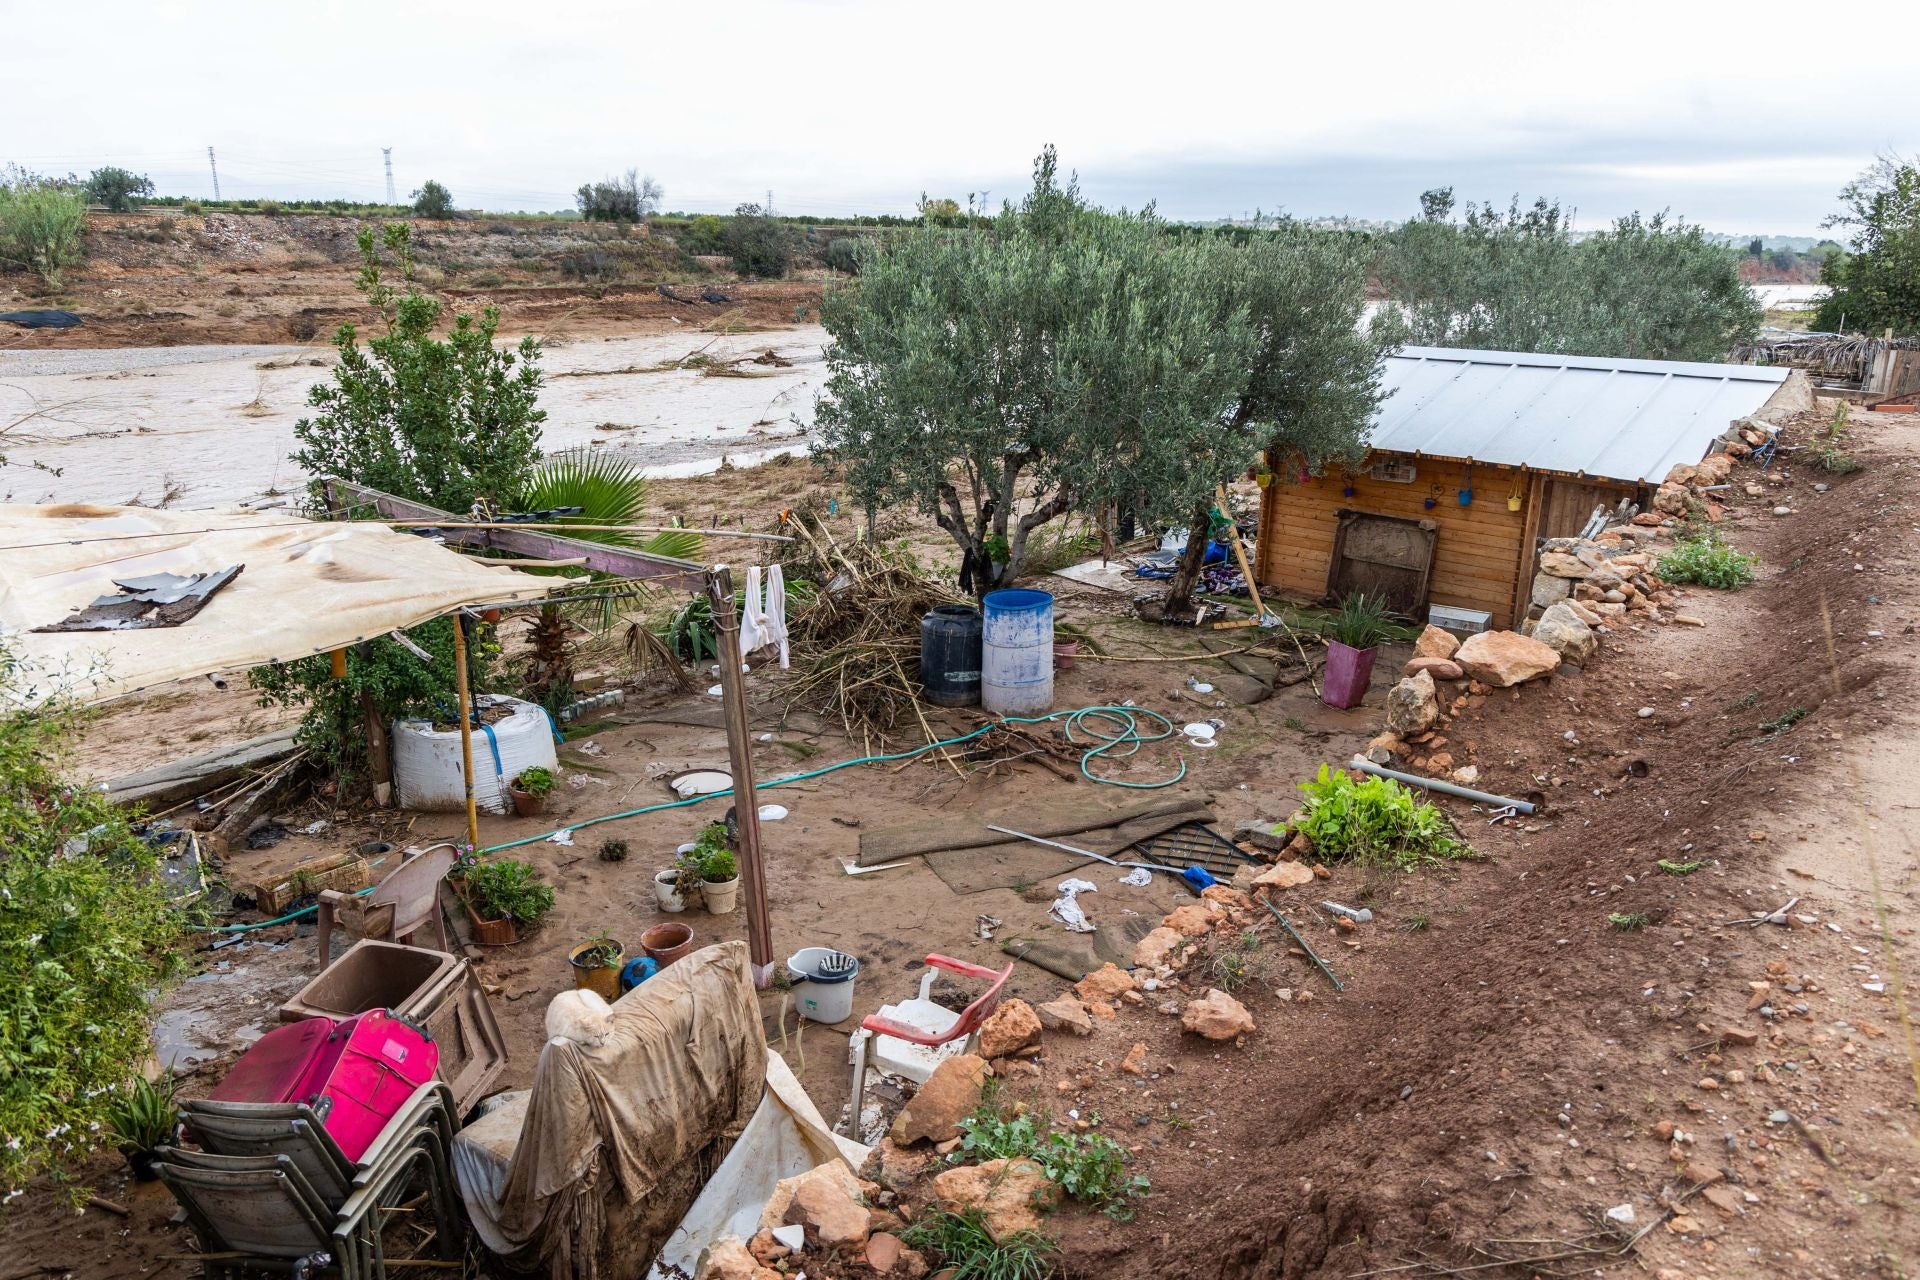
left=576, top=170, right=662, bottom=223
left=725, top=202, right=794, bottom=278
left=291, top=222, right=545, bottom=514
left=1812, top=153, right=1920, bottom=335
left=1378, top=189, right=1759, bottom=361
left=0, top=648, right=184, bottom=1202
left=82, top=166, right=154, bottom=212
left=0, top=165, right=86, bottom=287
left=411, top=179, right=455, bottom=219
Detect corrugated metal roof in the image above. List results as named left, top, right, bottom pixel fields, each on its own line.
left=1368, top=346, right=1792, bottom=483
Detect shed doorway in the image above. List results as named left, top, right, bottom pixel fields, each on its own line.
left=1326, top=510, right=1436, bottom=616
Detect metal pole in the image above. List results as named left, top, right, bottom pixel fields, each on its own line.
left=450, top=613, right=480, bottom=853
left=709, top=568, right=775, bottom=987
left=1261, top=900, right=1342, bottom=992
left=1345, top=755, right=1537, bottom=814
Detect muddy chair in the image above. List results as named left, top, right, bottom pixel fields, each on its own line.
left=841, top=955, right=1012, bottom=1136
left=315, top=844, right=455, bottom=966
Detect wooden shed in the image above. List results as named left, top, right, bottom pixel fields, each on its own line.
left=1255, top=347, right=1803, bottom=629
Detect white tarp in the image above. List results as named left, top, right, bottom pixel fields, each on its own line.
left=0, top=503, right=563, bottom=705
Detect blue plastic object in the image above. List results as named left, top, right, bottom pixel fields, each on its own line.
left=619, top=955, right=659, bottom=993
left=1182, top=865, right=1218, bottom=894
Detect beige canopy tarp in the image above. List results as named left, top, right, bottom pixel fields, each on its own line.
left=0, top=503, right=564, bottom=705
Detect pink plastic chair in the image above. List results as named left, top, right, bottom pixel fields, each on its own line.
left=859, top=955, right=1013, bottom=1047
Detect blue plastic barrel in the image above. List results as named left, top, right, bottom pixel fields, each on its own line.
left=980, top=589, right=1054, bottom=715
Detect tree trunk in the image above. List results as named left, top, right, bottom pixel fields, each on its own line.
left=1162, top=498, right=1215, bottom=617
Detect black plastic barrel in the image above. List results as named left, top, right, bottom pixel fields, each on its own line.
left=919, top=605, right=984, bottom=707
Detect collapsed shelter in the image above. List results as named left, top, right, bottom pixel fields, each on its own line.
left=1254, top=345, right=1809, bottom=629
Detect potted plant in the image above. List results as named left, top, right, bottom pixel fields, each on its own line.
left=459, top=857, right=556, bottom=945
left=687, top=823, right=740, bottom=915
left=1052, top=626, right=1081, bottom=671
left=568, top=934, right=625, bottom=1001
left=106, top=1075, right=178, bottom=1182
left=509, top=766, right=556, bottom=818
left=1320, top=591, right=1396, bottom=710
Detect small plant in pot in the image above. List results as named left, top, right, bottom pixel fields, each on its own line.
left=687, top=822, right=740, bottom=915
left=1319, top=592, right=1397, bottom=710
left=509, top=765, right=556, bottom=818
left=568, top=933, right=625, bottom=1002
left=106, top=1075, right=179, bottom=1181
left=460, top=857, right=556, bottom=945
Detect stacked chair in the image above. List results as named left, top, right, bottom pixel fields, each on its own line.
left=156, top=1081, right=463, bottom=1278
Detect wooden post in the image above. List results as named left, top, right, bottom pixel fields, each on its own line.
left=708, top=567, right=775, bottom=988
left=1215, top=484, right=1270, bottom=621
left=449, top=612, right=481, bottom=854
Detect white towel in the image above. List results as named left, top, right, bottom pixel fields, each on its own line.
left=764, top=564, right=789, bottom=670
left=739, top=566, right=767, bottom=655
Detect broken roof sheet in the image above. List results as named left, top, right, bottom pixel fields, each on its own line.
left=0, top=504, right=564, bottom=706
left=1368, top=346, right=1793, bottom=483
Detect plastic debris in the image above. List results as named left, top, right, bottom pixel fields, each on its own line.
left=1049, top=878, right=1100, bottom=933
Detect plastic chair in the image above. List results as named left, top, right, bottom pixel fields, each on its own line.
left=842, top=956, right=1012, bottom=1137
left=315, top=845, right=455, bottom=966
left=155, top=1155, right=360, bottom=1279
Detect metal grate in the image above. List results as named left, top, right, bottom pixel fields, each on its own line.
left=1127, top=823, right=1257, bottom=879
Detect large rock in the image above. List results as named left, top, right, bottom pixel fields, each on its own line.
left=1412, top=624, right=1460, bottom=660
left=1181, top=988, right=1256, bottom=1041
left=1162, top=902, right=1224, bottom=937
left=1536, top=550, right=1588, bottom=578
left=1402, top=656, right=1463, bottom=682
left=784, top=1166, right=872, bottom=1248
left=1531, top=601, right=1599, bottom=666
left=698, top=1235, right=780, bottom=1280
left=930, top=1158, right=1058, bottom=1241
left=976, top=999, right=1042, bottom=1061
left=1454, top=631, right=1560, bottom=687
left=1385, top=670, right=1439, bottom=735
left=889, top=1054, right=989, bottom=1145
left=761, top=1161, right=871, bottom=1234
left=1035, top=997, right=1093, bottom=1036
left=1248, top=860, right=1316, bottom=894
left=1529, top=571, right=1573, bottom=609
left=1131, top=926, right=1186, bottom=968
left=1073, top=962, right=1137, bottom=1004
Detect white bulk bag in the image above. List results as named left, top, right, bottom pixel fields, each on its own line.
left=392, top=694, right=559, bottom=815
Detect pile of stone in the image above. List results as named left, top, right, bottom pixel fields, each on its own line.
left=1367, top=623, right=1566, bottom=780
left=700, top=1158, right=921, bottom=1279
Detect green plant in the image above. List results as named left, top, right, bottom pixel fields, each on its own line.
left=513, top=765, right=555, bottom=797
left=1609, top=912, right=1650, bottom=931
left=1036, top=1131, right=1151, bottom=1220
left=682, top=214, right=726, bottom=255
left=663, top=594, right=719, bottom=662
left=1814, top=444, right=1860, bottom=475
left=411, top=179, right=455, bottom=219
left=954, top=1108, right=1046, bottom=1162
left=1294, top=764, right=1470, bottom=869
left=902, top=1208, right=1058, bottom=1280
left=1812, top=154, right=1920, bottom=335
left=574, top=935, right=620, bottom=967
left=1322, top=591, right=1398, bottom=649
left=0, top=650, right=186, bottom=1200
left=1656, top=858, right=1707, bottom=875
left=1207, top=929, right=1266, bottom=992
left=1659, top=534, right=1757, bottom=589
left=1404, top=913, right=1430, bottom=931
left=597, top=837, right=630, bottom=863
left=1760, top=706, right=1807, bottom=736
left=683, top=822, right=737, bottom=882
left=105, top=1075, right=178, bottom=1154
left=460, top=858, right=555, bottom=926
left=725, top=202, right=795, bottom=277
left=0, top=166, right=87, bottom=286
left=576, top=170, right=661, bottom=223
left=83, top=166, right=154, bottom=212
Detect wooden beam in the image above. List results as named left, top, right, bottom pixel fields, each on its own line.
left=324, top=479, right=707, bottom=591
left=708, top=567, right=775, bottom=987
left=1510, top=472, right=1548, bottom=627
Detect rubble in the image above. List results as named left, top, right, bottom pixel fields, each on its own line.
left=930, top=1157, right=1059, bottom=1240
left=888, top=1054, right=989, bottom=1145
left=699, top=1235, right=780, bottom=1280
left=784, top=1169, right=872, bottom=1247
left=1412, top=624, right=1460, bottom=660
left=1454, top=630, right=1561, bottom=687
left=1386, top=669, right=1440, bottom=734
left=1181, top=988, right=1256, bottom=1041
left=1530, top=601, right=1599, bottom=665
left=1132, top=926, right=1187, bottom=968
left=1073, top=962, right=1137, bottom=1004
left=1036, top=996, right=1095, bottom=1036
left=976, top=998, right=1042, bottom=1060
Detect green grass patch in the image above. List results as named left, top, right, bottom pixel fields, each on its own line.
left=1609, top=912, right=1650, bottom=931
left=1656, top=858, right=1707, bottom=876
left=1659, top=534, right=1757, bottom=590
left=1760, top=706, right=1807, bottom=736
left=903, top=1209, right=1058, bottom=1280
left=1292, top=764, right=1472, bottom=870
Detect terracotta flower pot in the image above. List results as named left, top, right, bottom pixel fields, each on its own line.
left=509, top=787, right=545, bottom=818
left=641, top=922, right=695, bottom=967
left=462, top=895, right=519, bottom=947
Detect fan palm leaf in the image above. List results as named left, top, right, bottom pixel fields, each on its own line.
left=516, top=446, right=705, bottom=560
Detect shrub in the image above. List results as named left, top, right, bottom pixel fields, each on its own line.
left=0, top=649, right=186, bottom=1200
left=1815, top=444, right=1860, bottom=475
left=725, top=203, right=794, bottom=278
left=0, top=166, right=86, bottom=286
left=460, top=858, right=555, bottom=926
left=105, top=1075, right=179, bottom=1155
left=576, top=170, right=661, bottom=223
left=1322, top=591, right=1400, bottom=649
left=412, top=179, right=455, bottom=219
left=950, top=1108, right=1149, bottom=1220
left=682, top=213, right=725, bottom=254
left=823, top=236, right=863, bottom=274
left=83, top=166, right=154, bottom=212
left=513, top=765, right=555, bottom=797
left=559, top=248, right=621, bottom=282
left=470, top=270, right=506, bottom=288
left=182, top=200, right=203, bottom=215
left=286, top=312, right=319, bottom=341
left=1658, top=534, right=1757, bottom=589
left=1293, top=764, right=1471, bottom=869
left=596, top=838, right=630, bottom=863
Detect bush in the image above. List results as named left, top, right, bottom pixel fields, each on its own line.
left=0, top=166, right=86, bottom=286
left=725, top=203, right=794, bottom=278
left=83, top=166, right=154, bottom=213
left=1658, top=534, right=1757, bottom=589
left=1293, top=764, right=1471, bottom=869
left=576, top=169, right=661, bottom=223
left=951, top=1108, right=1149, bottom=1220
left=0, top=650, right=186, bottom=1200
left=823, top=236, right=863, bottom=274
left=682, top=214, right=725, bottom=254
left=559, top=248, right=621, bottom=282
left=459, top=858, right=555, bottom=926
left=412, top=179, right=455, bottom=219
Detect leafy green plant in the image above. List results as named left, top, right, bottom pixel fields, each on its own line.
left=513, top=765, right=555, bottom=797
left=1322, top=591, right=1400, bottom=650
left=0, top=166, right=87, bottom=286
left=1814, top=444, right=1860, bottom=475
left=725, top=202, right=795, bottom=277
left=105, top=1075, right=178, bottom=1154
left=411, top=179, right=455, bottom=219
left=1659, top=534, right=1757, bottom=590
left=1760, top=707, right=1807, bottom=736
left=1609, top=912, right=1650, bottom=931
left=597, top=837, right=630, bottom=863
left=83, top=166, right=155, bottom=212
left=681, top=822, right=737, bottom=882
left=663, top=594, right=721, bottom=662
left=953, top=1108, right=1046, bottom=1163
left=573, top=935, right=621, bottom=967
left=1037, top=1131, right=1151, bottom=1220
left=902, top=1208, right=1058, bottom=1280
left=0, top=650, right=186, bottom=1200
left=461, top=858, right=555, bottom=926
left=1656, top=858, right=1707, bottom=876
left=1293, top=764, right=1470, bottom=869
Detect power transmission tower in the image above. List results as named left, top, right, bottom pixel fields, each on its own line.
left=383, top=148, right=397, bottom=205
left=207, top=147, right=221, bottom=201
left=766, top=189, right=774, bottom=217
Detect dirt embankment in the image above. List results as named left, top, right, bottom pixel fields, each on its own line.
left=0, top=211, right=825, bottom=349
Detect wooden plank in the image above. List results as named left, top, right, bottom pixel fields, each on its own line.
left=106, top=727, right=301, bottom=809
left=1510, top=472, right=1548, bottom=626
left=324, top=479, right=707, bottom=591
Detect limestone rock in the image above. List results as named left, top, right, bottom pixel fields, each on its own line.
left=1537, top=550, right=1588, bottom=578
left=1162, top=902, right=1223, bottom=937
left=976, top=999, right=1042, bottom=1061
left=1412, top=624, right=1459, bottom=660
left=1035, top=997, right=1094, bottom=1036
left=1403, top=656, right=1464, bottom=682
left=866, top=1232, right=905, bottom=1274
left=1249, top=860, right=1315, bottom=893
left=784, top=1165, right=872, bottom=1248
left=1073, top=962, right=1137, bottom=1004
left=865, top=1139, right=934, bottom=1195
left=1119, top=1042, right=1149, bottom=1076
left=1530, top=601, right=1599, bottom=666
left=1131, top=926, right=1185, bottom=969
left=1385, top=670, right=1439, bottom=735
left=1529, top=571, right=1572, bottom=609
left=1454, top=631, right=1560, bottom=687
left=889, top=1054, right=989, bottom=1146
left=761, top=1162, right=871, bottom=1235
left=699, top=1235, right=779, bottom=1280
left=1181, top=987, right=1256, bottom=1041
left=930, top=1158, right=1059, bottom=1241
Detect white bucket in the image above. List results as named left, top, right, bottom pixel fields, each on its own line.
left=787, top=946, right=859, bottom=1024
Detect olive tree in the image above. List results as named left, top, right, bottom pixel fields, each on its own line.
left=1813, top=153, right=1920, bottom=334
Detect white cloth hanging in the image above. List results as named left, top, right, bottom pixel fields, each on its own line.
left=763, top=564, right=789, bottom=670
left=737, top=566, right=789, bottom=670
left=739, top=566, right=767, bottom=656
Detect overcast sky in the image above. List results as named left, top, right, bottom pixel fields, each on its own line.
left=10, top=0, right=1917, bottom=236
